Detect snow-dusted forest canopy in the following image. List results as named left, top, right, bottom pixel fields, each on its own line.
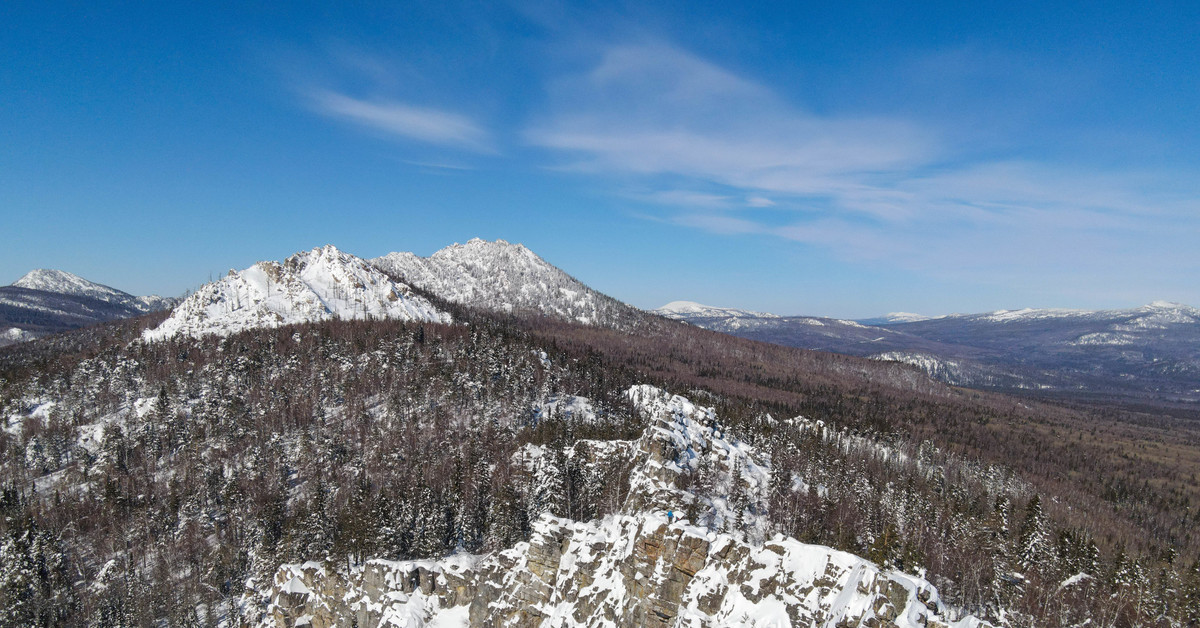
left=1, top=295, right=1199, bottom=625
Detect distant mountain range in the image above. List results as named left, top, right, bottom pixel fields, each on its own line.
left=7, top=246, right=1198, bottom=407
left=0, top=269, right=177, bottom=346
left=656, top=300, right=1200, bottom=404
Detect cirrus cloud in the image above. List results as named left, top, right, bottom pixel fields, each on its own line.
left=310, top=89, right=494, bottom=153
left=524, top=42, right=1200, bottom=288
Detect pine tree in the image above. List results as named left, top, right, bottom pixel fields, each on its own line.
left=530, top=450, right=566, bottom=519
left=413, top=487, right=450, bottom=558
left=1180, top=559, right=1200, bottom=624
left=0, top=530, right=36, bottom=626
left=1017, top=494, right=1050, bottom=576
left=727, top=455, right=748, bottom=534
left=986, top=497, right=1014, bottom=579
left=486, top=483, right=528, bottom=549
left=767, top=457, right=791, bottom=533
left=458, top=457, right=493, bottom=551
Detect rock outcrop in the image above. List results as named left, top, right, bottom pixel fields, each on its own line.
left=265, top=514, right=983, bottom=627
left=260, top=385, right=988, bottom=627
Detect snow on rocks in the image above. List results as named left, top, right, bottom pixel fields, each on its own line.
left=624, top=385, right=770, bottom=540
left=261, top=385, right=988, bottom=627
left=144, top=245, right=450, bottom=341
left=265, top=557, right=481, bottom=628
left=263, top=511, right=986, bottom=628
left=2, top=327, right=38, bottom=345
left=373, top=238, right=634, bottom=327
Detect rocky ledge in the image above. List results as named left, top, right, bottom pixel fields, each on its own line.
left=259, top=385, right=987, bottom=627
left=265, top=512, right=984, bottom=627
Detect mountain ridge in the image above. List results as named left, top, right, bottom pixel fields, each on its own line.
left=143, top=239, right=643, bottom=341
left=258, top=384, right=987, bottom=628
left=657, top=299, right=1200, bottom=403
left=1, top=269, right=177, bottom=346
left=373, top=238, right=640, bottom=327
left=144, top=245, right=451, bottom=341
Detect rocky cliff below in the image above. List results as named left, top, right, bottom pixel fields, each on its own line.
left=255, top=386, right=988, bottom=627
left=263, top=512, right=985, bottom=627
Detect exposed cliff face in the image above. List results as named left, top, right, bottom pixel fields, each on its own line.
left=264, top=515, right=983, bottom=628
left=258, top=385, right=988, bottom=627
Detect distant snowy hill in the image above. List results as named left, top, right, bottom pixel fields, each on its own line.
left=1, top=269, right=177, bottom=346
left=373, top=238, right=639, bottom=327
left=145, top=245, right=450, bottom=340
left=934, top=301, right=1200, bottom=329
left=856, top=312, right=935, bottom=325
left=656, top=300, right=908, bottom=344
left=660, top=300, right=1200, bottom=403
left=13, top=269, right=172, bottom=313
left=656, top=300, right=780, bottom=320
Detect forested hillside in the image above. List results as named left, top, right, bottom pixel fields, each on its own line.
left=1, top=301, right=1198, bottom=625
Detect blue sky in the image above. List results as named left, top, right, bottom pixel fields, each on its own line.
left=3, top=1, right=1198, bottom=318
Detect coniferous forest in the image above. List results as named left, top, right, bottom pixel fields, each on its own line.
left=2, top=299, right=1199, bottom=626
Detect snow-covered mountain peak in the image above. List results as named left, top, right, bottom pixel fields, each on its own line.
left=1140, top=300, right=1198, bottom=317
left=655, top=300, right=779, bottom=319
left=281, top=244, right=364, bottom=277
left=428, top=237, right=541, bottom=270
left=144, top=245, right=450, bottom=341
left=449, top=236, right=524, bottom=251
left=13, top=268, right=131, bottom=302
left=372, top=239, right=635, bottom=326
left=5, top=268, right=176, bottom=330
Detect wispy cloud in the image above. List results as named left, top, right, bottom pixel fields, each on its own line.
left=311, top=90, right=493, bottom=152
left=629, top=190, right=734, bottom=208
left=527, top=44, right=935, bottom=203
left=525, top=42, right=1200, bottom=284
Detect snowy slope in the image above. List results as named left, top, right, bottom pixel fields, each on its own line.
left=13, top=269, right=173, bottom=314
left=15, top=269, right=139, bottom=308
left=144, top=245, right=450, bottom=341
left=656, top=301, right=869, bottom=331
left=660, top=302, right=909, bottom=352
left=373, top=238, right=637, bottom=326
left=914, top=301, right=1200, bottom=328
